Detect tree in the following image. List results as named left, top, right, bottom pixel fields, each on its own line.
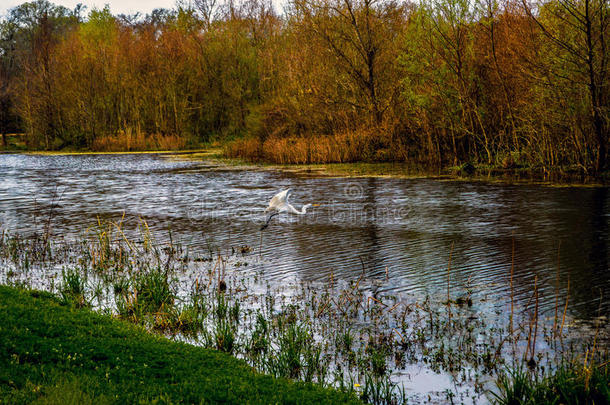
left=523, top=0, right=609, bottom=171
left=0, top=19, right=21, bottom=146
left=291, top=0, right=405, bottom=126
left=6, top=0, right=80, bottom=148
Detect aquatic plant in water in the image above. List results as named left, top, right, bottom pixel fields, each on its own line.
left=0, top=218, right=607, bottom=404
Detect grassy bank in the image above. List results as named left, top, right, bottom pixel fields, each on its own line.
left=0, top=286, right=360, bottom=404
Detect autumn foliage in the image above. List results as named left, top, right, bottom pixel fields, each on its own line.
left=0, top=0, right=607, bottom=171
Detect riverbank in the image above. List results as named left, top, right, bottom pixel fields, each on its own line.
left=2, top=146, right=607, bottom=186
left=0, top=285, right=359, bottom=404
left=171, top=150, right=609, bottom=187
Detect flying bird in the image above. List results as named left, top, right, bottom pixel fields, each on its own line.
left=260, top=189, right=317, bottom=230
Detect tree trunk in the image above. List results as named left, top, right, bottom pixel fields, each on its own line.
left=594, top=108, right=606, bottom=172
left=584, top=0, right=606, bottom=172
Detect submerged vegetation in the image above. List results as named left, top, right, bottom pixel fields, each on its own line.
left=0, top=218, right=608, bottom=403
left=0, top=0, right=608, bottom=172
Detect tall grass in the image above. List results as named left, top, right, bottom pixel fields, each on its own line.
left=225, top=128, right=410, bottom=164
left=492, top=361, right=610, bottom=405
left=91, top=130, right=186, bottom=152
left=59, top=267, right=88, bottom=307
left=134, top=267, right=175, bottom=313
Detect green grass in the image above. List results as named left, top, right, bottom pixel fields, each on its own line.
left=0, top=286, right=360, bottom=404
left=491, top=364, right=610, bottom=405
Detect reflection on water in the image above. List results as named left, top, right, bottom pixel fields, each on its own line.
left=0, top=153, right=608, bottom=319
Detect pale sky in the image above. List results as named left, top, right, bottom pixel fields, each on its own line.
left=1, top=0, right=187, bottom=19
left=1, top=0, right=287, bottom=20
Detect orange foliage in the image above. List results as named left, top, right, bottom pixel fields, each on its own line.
left=3, top=0, right=607, bottom=169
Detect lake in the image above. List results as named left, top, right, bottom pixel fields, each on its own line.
left=0, top=152, right=608, bottom=321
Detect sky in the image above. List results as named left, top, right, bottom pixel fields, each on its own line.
left=1, top=0, right=186, bottom=18
left=1, top=0, right=288, bottom=20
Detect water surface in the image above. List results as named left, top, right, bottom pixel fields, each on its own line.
left=0, top=153, right=608, bottom=319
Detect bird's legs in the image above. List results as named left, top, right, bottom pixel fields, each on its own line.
left=260, top=212, right=279, bottom=231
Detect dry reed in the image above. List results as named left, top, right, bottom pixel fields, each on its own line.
left=225, top=128, right=409, bottom=164
left=91, top=130, right=186, bottom=152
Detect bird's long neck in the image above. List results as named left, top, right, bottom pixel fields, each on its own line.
left=297, top=203, right=312, bottom=214
left=285, top=203, right=311, bottom=215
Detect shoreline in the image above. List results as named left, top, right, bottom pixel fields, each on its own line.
left=1, top=148, right=607, bottom=187
left=173, top=151, right=609, bottom=188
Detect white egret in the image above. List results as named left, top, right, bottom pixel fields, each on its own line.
left=260, top=189, right=317, bottom=230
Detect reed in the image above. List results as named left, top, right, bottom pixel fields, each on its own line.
left=532, top=276, right=539, bottom=362
left=91, top=131, right=186, bottom=152
left=559, top=277, right=570, bottom=346
left=554, top=242, right=561, bottom=339
left=590, top=291, right=603, bottom=363
left=492, top=360, right=610, bottom=405
left=225, top=128, right=409, bottom=164
left=510, top=237, right=515, bottom=339
left=447, top=241, right=454, bottom=322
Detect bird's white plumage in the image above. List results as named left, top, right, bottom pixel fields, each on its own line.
left=266, top=189, right=292, bottom=212
left=261, top=188, right=313, bottom=230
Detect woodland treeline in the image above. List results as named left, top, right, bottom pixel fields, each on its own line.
left=0, top=0, right=607, bottom=170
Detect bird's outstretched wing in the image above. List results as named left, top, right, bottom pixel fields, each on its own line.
left=262, top=189, right=293, bottom=230
left=269, top=189, right=291, bottom=209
